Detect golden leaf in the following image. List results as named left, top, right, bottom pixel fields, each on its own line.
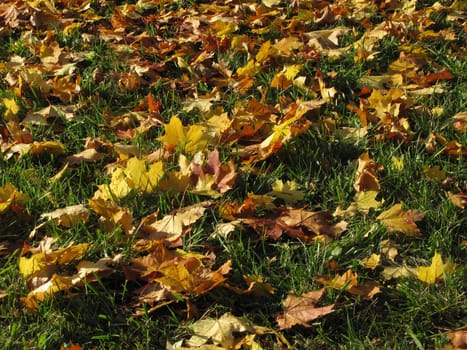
left=0, top=183, right=27, bottom=214
left=361, top=254, right=381, bottom=270
left=392, top=155, right=404, bottom=171
left=418, top=252, right=456, bottom=284
left=267, top=179, right=305, bottom=203
left=2, top=97, right=20, bottom=121
left=29, top=141, right=66, bottom=157
left=88, top=198, right=133, bottom=235
left=376, top=203, right=424, bottom=236
left=19, top=243, right=90, bottom=279
left=140, top=202, right=210, bottom=242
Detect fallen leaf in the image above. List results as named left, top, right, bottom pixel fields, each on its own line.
left=418, top=252, right=456, bottom=285
left=29, top=141, right=66, bottom=157
left=362, top=254, right=381, bottom=270
left=381, top=265, right=418, bottom=280
left=2, top=97, right=20, bottom=121
left=140, top=202, right=210, bottom=243
left=377, top=203, right=424, bottom=236
left=448, top=330, right=467, bottom=349
left=422, top=165, right=446, bottom=182
left=267, top=179, right=305, bottom=203
left=0, top=183, right=27, bottom=214
left=187, top=312, right=268, bottom=348
left=447, top=191, right=467, bottom=209
left=224, top=274, right=275, bottom=297
left=379, top=239, right=399, bottom=263
left=88, top=198, right=134, bottom=235
left=316, top=269, right=380, bottom=298
left=19, top=243, right=91, bottom=279
left=39, top=204, right=90, bottom=228
left=276, top=289, right=335, bottom=329
left=354, top=152, right=381, bottom=192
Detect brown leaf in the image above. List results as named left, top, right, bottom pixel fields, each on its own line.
left=354, top=152, right=382, bottom=192
left=276, top=289, right=335, bottom=329
left=447, top=191, right=467, bottom=209
left=448, top=330, right=467, bottom=349
left=280, top=208, right=348, bottom=239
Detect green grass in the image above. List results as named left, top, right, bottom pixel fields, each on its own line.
left=1, top=0, right=466, bottom=349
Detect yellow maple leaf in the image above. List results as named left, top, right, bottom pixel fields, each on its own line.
left=422, top=165, right=446, bottom=182
left=236, top=60, right=258, bottom=77
left=376, top=203, right=424, bottom=236
left=96, top=168, right=132, bottom=200
left=418, top=252, right=456, bottom=284
left=2, top=97, right=20, bottom=121
left=267, top=179, right=305, bottom=203
left=88, top=197, right=133, bottom=235
left=256, top=40, right=272, bottom=63
left=0, top=183, right=27, bottom=214
left=19, top=243, right=90, bottom=278
left=362, top=254, right=381, bottom=270
left=29, top=141, right=66, bottom=157
left=284, top=64, right=302, bottom=80
left=157, top=116, right=210, bottom=154
left=392, top=155, right=404, bottom=171
left=125, top=157, right=163, bottom=192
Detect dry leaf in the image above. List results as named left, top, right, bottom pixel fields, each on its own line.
left=377, top=203, right=424, bottom=236
left=19, top=243, right=91, bottom=279
left=362, top=254, right=381, bottom=270
left=187, top=312, right=268, bottom=348
left=2, top=97, right=20, bottom=121
left=39, top=204, right=90, bottom=228
left=316, top=269, right=380, bottom=299
left=447, top=191, right=467, bottom=209
left=0, top=183, right=27, bottom=214
left=381, top=265, right=418, bottom=280
left=276, top=289, right=334, bottom=329
left=418, top=252, right=456, bottom=284
left=448, top=330, right=467, bottom=349
left=140, top=202, right=210, bottom=243
left=267, top=179, right=305, bottom=203
left=88, top=198, right=134, bottom=235
left=224, top=274, right=275, bottom=297
left=354, top=152, right=381, bottom=192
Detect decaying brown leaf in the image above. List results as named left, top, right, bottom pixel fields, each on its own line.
left=354, top=152, right=382, bottom=192
left=276, top=289, right=334, bottom=329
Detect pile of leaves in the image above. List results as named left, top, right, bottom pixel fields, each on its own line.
left=0, top=0, right=466, bottom=348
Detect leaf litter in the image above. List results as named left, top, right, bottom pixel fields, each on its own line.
left=0, top=0, right=465, bottom=347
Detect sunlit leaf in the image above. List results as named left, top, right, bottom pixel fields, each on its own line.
left=361, top=254, right=381, bottom=270
left=276, top=289, right=335, bottom=329
left=187, top=312, right=269, bottom=348
left=19, top=243, right=90, bottom=279
left=2, top=97, right=20, bottom=121
left=418, top=252, right=456, bottom=284
left=0, top=183, right=27, bottom=214
left=267, top=179, right=304, bottom=203
left=376, top=203, right=424, bottom=236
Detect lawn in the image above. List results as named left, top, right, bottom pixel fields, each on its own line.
left=0, top=0, right=466, bottom=349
